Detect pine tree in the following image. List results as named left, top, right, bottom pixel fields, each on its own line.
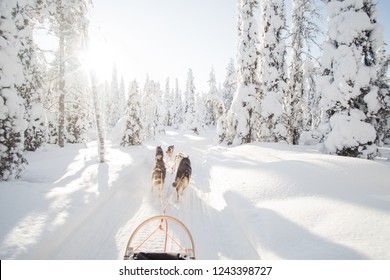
left=65, top=31, right=92, bottom=144
left=141, top=75, right=159, bottom=139
left=153, top=81, right=165, bottom=135
left=43, top=0, right=91, bottom=147
left=122, top=80, right=143, bottom=146
left=205, top=67, right=218, bottom=126
left=227, top=0, right=260, bottom=145
left=222, top=58, right=237, bottom=111
left=183, top=69, right=198, bottom=133
left=286, top=0, right=321, bottom=144
left=173, top=78, right=183, bottom=128
left=318, top=0, right=388, bottom=159
left=365, top=3, right=390, bottom=147
left=206, top=67, right=225, bottom=130
left=163, top=78, right=174, bottom=127
left=378, top=57, right=390, bottom=144
left=0, top=0, right=28, bottom=180
left=13, top=1, right=47, bottom=151
left=103, top=81, right=111, bottom=132
left=258, top=0, right=288, bottom=143
left=82, top=20, right=105, bottom=162
left=119, top=76, right=126, bottom=115
left=109, top=64, right=121, bottom=127
left=300, top=58, right=322, bottom=143
left=196, top=91, right=207, bottom=132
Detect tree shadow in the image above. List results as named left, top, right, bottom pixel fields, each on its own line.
left=223, top=191, right=368, bottom=259
left=207, top=144, right=390, bottom=213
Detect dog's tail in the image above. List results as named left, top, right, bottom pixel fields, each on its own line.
left=172, top=170, right=191, bottom=188
left=152, top=169, right=165, bottom=186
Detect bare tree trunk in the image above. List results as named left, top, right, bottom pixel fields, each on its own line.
left=58, top=26, right=65, bottom=148
left=90, top=71, right=105, bottom=163
left=83, top=28, right=105, bottom=163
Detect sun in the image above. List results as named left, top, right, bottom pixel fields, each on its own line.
left=81, top=33, right=116, bottom=83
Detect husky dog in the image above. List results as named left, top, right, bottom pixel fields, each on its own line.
left=172, top=155, right=191, bottom=201
left=151, top=146, right=166, bottom=195
left=172, top=152, right=185, bottom=173
left=166, top=145, right=174, bottom=158
left=155, top=146, right=164, bottom=160
left=165, top=145, right=175, bottom=174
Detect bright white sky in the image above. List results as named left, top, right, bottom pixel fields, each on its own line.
left=89, top=0, right=237, bottom=92
left=88, top=0, right=390, bottom=93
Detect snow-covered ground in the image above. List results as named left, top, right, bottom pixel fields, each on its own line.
left=1, top=128, right=390, bottom=260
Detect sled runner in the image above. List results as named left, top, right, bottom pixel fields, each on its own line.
left=123, top=215, right=195, bottom=260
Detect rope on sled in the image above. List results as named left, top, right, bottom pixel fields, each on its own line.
left=130, top=158, right=190, bottom=255
left=160, top=171, right=176, bottom=215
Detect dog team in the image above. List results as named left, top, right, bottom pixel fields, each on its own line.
left=151, top=145, right=192, bottom=201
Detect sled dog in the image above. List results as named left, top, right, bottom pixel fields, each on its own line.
left=155, top=146, right=164, bottom=160
left=151, top=146, right=166, bottom=195
left=166, top=145, right=174, bottom=158
left=172, top=152, right=185, bottom=173
left=165, top=145, right=175, bottom=174
left=172, top=155, right=191, bottom=201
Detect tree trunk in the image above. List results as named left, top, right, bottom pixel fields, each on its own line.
left=58, top=26, right=65, bottom=148
left=83, top=28, right=105, bottom=162
left=91, top=72, right=105, bottom=163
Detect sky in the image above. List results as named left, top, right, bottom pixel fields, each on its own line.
left=89, top=0, right=237, bottom=92
left=88, top=0, right=390, bottom=93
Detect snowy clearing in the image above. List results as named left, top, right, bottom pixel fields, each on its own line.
left=1, top=129, right=390, bottom=260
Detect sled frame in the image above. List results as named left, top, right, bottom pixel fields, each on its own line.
left=123, top=215, right=195, bottom=260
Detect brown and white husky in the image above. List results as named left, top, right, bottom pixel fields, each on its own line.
left=151, top=146, right=166, bottom=195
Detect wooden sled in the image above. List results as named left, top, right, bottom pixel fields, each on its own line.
left=123, top=215, right=195, bottom=260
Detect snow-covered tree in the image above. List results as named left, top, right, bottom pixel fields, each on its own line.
left=119, top=76, right=126, bottom=113
left=141, top=75, right=153, bottom=138
left=194, top=91, right=207, bottom=132
left=82, top=23, right=106, bottom=163
left=102, top=81, right=111, bottom=131
left=366, top=7, right=390, bottom=147
left=109, top=64, right=121, bottom=127
left=12, top=1, right=47, bottom=151
left=318, top=0, right=388, bottom=159
left=163, top=78, right=174, bottom=127
left=183, top=69, right=198, bottom=133
left=221, top=58, right=237, bottom=111
left=205, top=67, right=225, bottom=130
left=43, top=0, right=91, bottom=147
left=122, top=80, right=143, bottom=146
left=153, top=81, right=165, bottom=134
left=258, top=0, right=288, bottom=143
left=205, top=67, right=217, bottom=126
left=65, top=30, right=92, bottom=144
left=300, top=58, right=322, bottom=143
left=172, top=78, right=183, bottom=128
left=286, top=0, right=321, bottom=144
left=141, top=75, right=162, bottom=139
left=378, top=57, right=390, bottom=144
left=226, top=0, right=260, bottom=145
left=0, top=0, right=28, bottom=180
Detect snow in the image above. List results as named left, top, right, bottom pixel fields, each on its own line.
left=324, top=111, right=377, bottom=156
left=328, top=10, right=371, bottom=45
left=1, top=128, right=390, bottom=260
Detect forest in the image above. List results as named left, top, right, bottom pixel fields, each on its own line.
left=1, top=0, right=389, bottom=181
